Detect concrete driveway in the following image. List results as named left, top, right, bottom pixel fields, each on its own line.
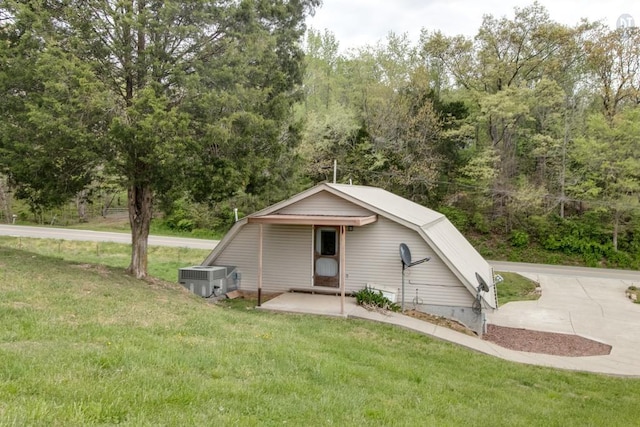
left=487, top=272, right=640, bottom=376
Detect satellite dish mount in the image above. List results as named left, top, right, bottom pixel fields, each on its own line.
left=475, top=272, right=489, bottom=293
left=472, top=272, right=490, bottom=314
left=399, top=243, right=430, bottom=311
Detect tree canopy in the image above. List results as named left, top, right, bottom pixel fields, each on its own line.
left=0, top=0, right=319, bottom=277
left=2, top=1, right=640, bottom=271
left=300, top=3, right=640, bottom=267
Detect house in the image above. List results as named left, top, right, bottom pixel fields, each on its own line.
left=202, top=183, right=497, bottom=335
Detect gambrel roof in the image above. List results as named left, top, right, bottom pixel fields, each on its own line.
left=205, top=182, right=497, bottom=308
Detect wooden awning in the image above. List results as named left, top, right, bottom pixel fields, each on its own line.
left=248, top=214, right=377, bottom=226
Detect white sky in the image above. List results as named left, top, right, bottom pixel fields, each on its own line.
left=306, top=0, right=638, bottom=51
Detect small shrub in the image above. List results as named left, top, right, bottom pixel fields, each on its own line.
left=524, top=215, right=552, bottom=241
left=471, top=212, right=490, bottom=234
left=509, top=230, right=529, bottom=247
left=605, top=249, right=633, bottom=269
left=353, top=286, right=400, bottom=312
left=438, top=206, right=469, bottom=231
left=176, top=218, right=195, bottom=232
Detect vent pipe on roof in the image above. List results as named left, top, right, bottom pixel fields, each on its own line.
left=333, top=159, right=337, bottom=184
left=234, top=208, right=238, bottom=222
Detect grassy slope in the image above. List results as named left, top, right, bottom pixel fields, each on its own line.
left=496, top=272, right=540, bottom=305
left=1, top=241, right=639, bottom=425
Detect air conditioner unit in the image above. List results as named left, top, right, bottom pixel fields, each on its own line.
left=178, top=266, right=237, bottom=297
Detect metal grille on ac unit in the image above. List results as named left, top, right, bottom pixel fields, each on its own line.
left=178, top=266, right=237, bottom=297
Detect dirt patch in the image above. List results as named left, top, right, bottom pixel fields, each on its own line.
left=232, top=291, right=281, bottom=303
left=404, top=310, right=476, bottom=336
left=72, top=263, right=110, bottom=277
left=483, top=324, right=612, bottom=357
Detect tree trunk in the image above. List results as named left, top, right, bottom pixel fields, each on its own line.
left=0, top=176, right=11, bottom=224
left=127, top=183, right=153, bottom=279
left=612, top=210, right=619, bottom=252
left=76, top=190, right=88, bottom=222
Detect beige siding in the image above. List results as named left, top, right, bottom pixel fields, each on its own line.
left=278, top=191, right=373, bottom=217
left=424, top=219, right=497, bottom=308
left=214, top=217, right=474, bottom=307
left=263, top=224, right=312, bottom=292
left=214, top=224, right=312, bottom=293
left=213, top=223, right=259, bottom=288
left=344, top=217, right=474, bottom=307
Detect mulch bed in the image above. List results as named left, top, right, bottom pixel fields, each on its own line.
left=483, top=324, right=612, bottom=357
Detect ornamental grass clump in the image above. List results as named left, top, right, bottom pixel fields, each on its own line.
left=353, top=286, right=400, bottom=312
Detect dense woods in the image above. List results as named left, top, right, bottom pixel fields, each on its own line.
left=1, top=2, right=639, bottom=271
left=298, top=3, right=640, bottom=269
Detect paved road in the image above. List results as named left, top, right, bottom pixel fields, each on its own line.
left=490, top=260, right=639, bottom=281
left=0, top=224, right=219, bottom=250
left=2, top=225, right=638, bottom=279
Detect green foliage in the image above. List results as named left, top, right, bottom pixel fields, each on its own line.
left=353, top=287, right=400, bottom=312
left=0, top=24, right=112, bottom=213
left=4, top=0, right=640, bottom=276
left=471, top=212, right=491, bottom=234
left=509, top=230, right=530, bottom=247
left=0, top=0, right=320, bottom=277
left=537, top=213, right=627, bottom=267
left=163, top=199, right=196, bottom=232
left=437, top=206, right=469, bottom=231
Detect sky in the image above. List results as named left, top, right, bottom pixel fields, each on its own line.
left=306, top=0, right=638, bottom=51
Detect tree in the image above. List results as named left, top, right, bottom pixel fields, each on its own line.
left=421, top=3, right=590, bottom=227
left=569, top=107, right=640, bottom=250
left=303, top=28, right=342, bottom=111
left=584, top=25, right=640, bottom=122
left=0, top=11, right=111, bottom=219
left=0, top=0, right=319, bottom=278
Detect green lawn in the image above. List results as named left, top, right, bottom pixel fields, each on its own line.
left=495, top=271, right=541, bottom=305
left=0, top=236, right=210, bottom=282
left=1, top=239, right=639, bottom=425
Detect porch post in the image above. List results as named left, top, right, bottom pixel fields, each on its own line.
left=340, top=225, right=346, bottom=315
left=258, top=223, right=263, bottom=307
left=310, top=226, right=314, bottom=286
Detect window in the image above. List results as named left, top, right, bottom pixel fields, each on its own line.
left=316, top=228, right=337, bottom=256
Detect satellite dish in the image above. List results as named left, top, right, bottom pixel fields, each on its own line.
left=399, top=243, right=412, bottom=267
left=475, top=272, right=489, bottom=292
left=399, top=243, right=431, bottom=312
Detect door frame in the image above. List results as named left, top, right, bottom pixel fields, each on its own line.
left=313, top=225, right=340, bottom=288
